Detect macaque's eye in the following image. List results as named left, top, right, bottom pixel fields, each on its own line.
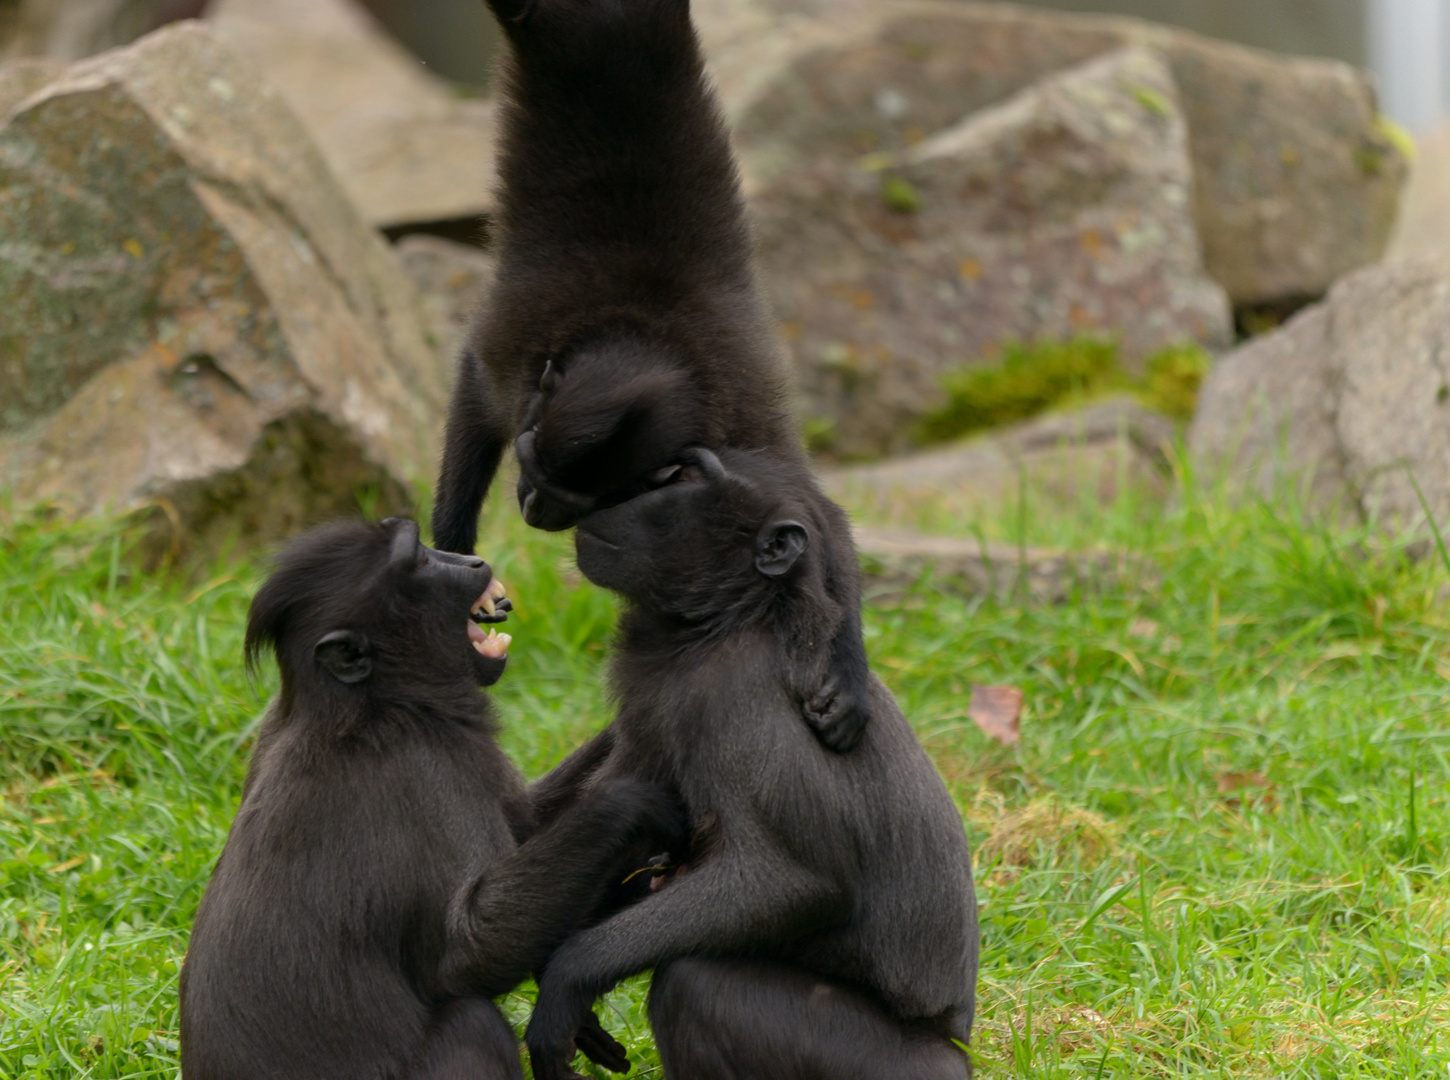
left=649, top=464, right=683, bottom=486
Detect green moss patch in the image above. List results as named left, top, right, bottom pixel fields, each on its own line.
left=913, top=336, right=1212, bottom=446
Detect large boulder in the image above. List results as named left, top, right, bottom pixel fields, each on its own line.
left=823, top=395, right=1176, bottom=522
left=0, top=23, right=443, bottom=562
left=395, top=234, right=496, bottom=373
left=734, top=0, right=1406, bottom=308
left=208, top=0, right=497, bottom=230
left=690, top=0, right=863, bottom=136
left=0, top=55, right=64, bottom=113
left=757, top=46, right=1230, bottom=457
left=852, top=527, right=1137, bottom=605
left=1190, top=254, right=1450, bottom=534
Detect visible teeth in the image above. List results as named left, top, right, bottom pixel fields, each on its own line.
left=469, top=575, right=508, bottom=618
left=472, top=629, right=511, bottom=659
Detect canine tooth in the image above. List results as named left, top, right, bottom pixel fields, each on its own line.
left=487, top=578, right=507, bottom=599
left=480, top=595, right=496, bottom=616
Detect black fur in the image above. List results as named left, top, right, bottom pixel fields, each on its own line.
left=430, top=0, right=872, bottom=752
left=524, top=451, right=979, bottom=1080
left=651, top=959, right=975, bottom=1080
left=179, top=518, right=682, bottom=1080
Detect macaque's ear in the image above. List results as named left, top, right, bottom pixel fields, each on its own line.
left=755, top=520, right=808, bottom=578
left=314, top=630, right=373, bottom=684
left=387, top=519, right=421, bottom=572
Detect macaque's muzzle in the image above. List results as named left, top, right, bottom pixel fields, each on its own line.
left=515, top=429, right=599, bottom=531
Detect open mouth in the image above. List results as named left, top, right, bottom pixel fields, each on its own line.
left=467, top=578, right=511, bottom=658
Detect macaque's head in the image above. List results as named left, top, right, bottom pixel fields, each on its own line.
left=246, top=519, right=514, bottom=706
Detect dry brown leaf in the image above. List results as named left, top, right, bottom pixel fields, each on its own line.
left=1216, top=771, right=1277, bottom=811
left=1216, top=771, right=1271, bottom=794
left=1128, top=617, right=1160, bottom=640
left=969, top=684, right=1023, bottom=746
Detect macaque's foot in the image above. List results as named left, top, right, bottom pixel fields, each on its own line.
left=574, top=1011, right=630, bottom=1074
left=527, top=980, right=600, bottom=1080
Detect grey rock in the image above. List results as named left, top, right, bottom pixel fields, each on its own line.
left=758, top=47, right=1229, bottom=457
left=1005, top=396, right=1177, bottom=460
left=0, top=57, right=65, bottom=114
left=836, top=399, right=1165, bottom=601
left=735, top=0, right=1406, bottom=307
left=1158, top=28, right=1404, bottom=308
left=1188, top=302, right=1350, bottom=512
left=823, top=396, right=1176, bottom=522
left=1190, top=254, right=1450, bottom=534
left=208, top=0, right=497, bottom=229
left=690, top=0, right=866, bottom=133
left=854, top=527, right=1141, bottom=604
left=395, top=234, right=496, bottom=374
left=0, top=22, right=442, bottom=562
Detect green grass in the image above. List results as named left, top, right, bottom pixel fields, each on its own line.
left=2, top=467, right=1449, bottom=1078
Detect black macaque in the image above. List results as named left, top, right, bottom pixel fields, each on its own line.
left=430, top=0, right=872, bottom=752
left=179, top=518, right=684, bottom=1080
left=523, top=450, right=979, bottom=1080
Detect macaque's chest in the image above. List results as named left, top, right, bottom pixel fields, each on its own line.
left=610, top=683, right=839, bottom=859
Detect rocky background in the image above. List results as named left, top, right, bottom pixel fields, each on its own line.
left=0, top=0, right=1440, bottom=568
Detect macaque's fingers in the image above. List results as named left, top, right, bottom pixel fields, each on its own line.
left=803, top=676, right=868, bottom=753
